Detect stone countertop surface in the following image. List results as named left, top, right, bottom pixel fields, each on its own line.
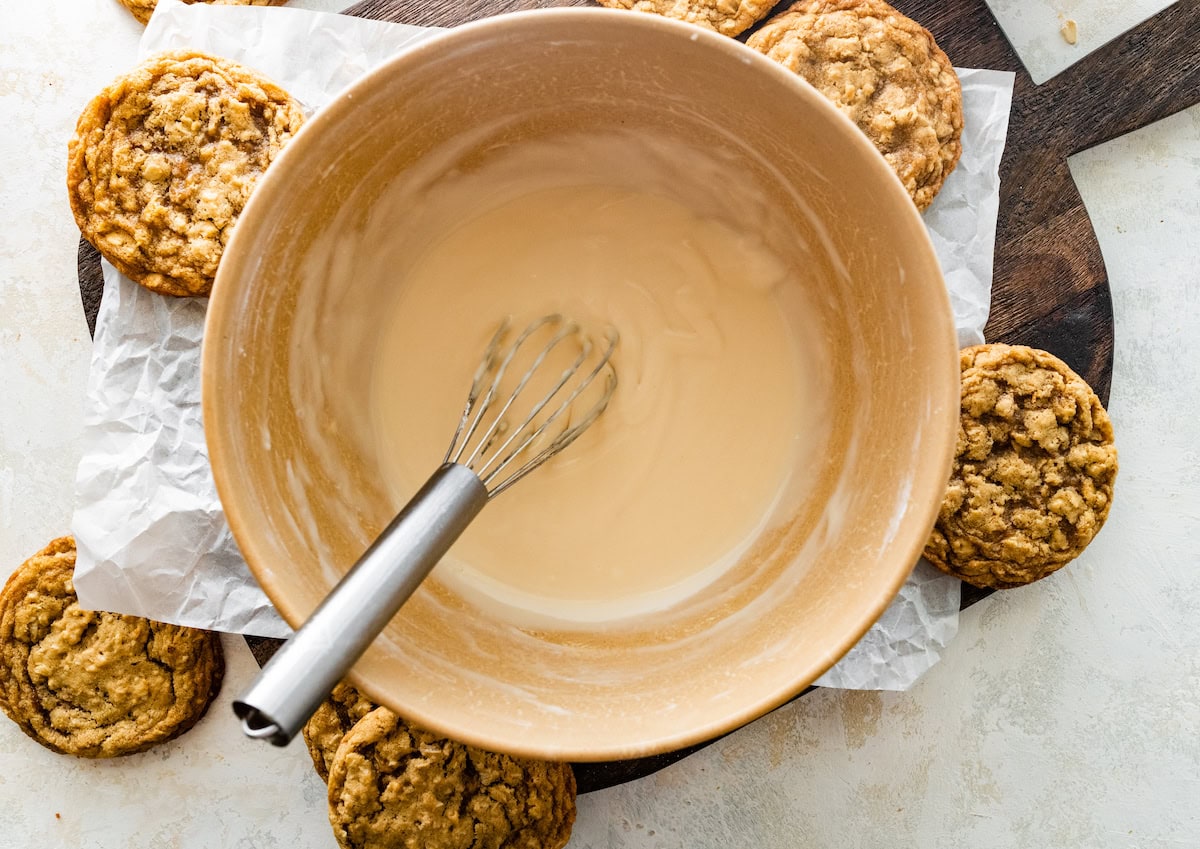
left=1, top=1, right=1197, bottom=846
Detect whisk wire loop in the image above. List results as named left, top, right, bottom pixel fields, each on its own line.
left=443, top=321, right=509, bottom=467
left=484, top=329, right=619, bottom=496
left=475, top=332, right=592, bottom=478
left=470, top=320, right=586, bottom=474
left=448, top=314, right=557, bottom=468
left=444, top=314, right=619, bottom=497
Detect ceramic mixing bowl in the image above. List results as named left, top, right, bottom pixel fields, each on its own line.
left=203, top=8, right=959, bottom=760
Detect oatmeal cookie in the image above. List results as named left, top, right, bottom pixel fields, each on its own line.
left=0, top=537, right=224, bottom=757
left=594, top=0, right=776, bottom=37
left=303, top=681, right=378, bottom=782
left=747, top=0, right=963, bottom=210
left=327, top=707, right=576, bottom=849
left=117, top=0, right=289, bottom=27
left=67, top=51, right=305, bottom=296
left=924, top=345, right=1118, bottom=589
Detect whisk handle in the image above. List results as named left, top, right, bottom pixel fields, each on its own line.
left=232, top=463, right=488, bottom=745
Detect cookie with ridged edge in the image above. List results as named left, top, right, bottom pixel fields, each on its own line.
left=748, top=0, right=963, bottom=210
left=594, top=0, right=777, bottom=37
left=0, top=537, right=224, bottom=757
left=327, top=707, right=577, bottom=849
left=303, top=681, right=378, bottom=782
left=116, top=0, right=289, bottom=27
left=67, top=50, right=305, bottom=296
left=924, top=345, right=1118, bottom=589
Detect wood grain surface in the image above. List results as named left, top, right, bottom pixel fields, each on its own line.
left=76, top=0, right=1200, bottom=792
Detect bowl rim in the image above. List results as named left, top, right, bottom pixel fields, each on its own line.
left=203, top=6, right=960, bottom=760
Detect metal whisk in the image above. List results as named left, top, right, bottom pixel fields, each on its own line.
left=233, top=315, right=618, bottom=744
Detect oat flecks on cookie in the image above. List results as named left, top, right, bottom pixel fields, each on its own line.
left=595, top=0, right=776, bottom=37
left=327, top=707, right=577, bottom=849
left=67, top=50, right=305, bottom=297
left=748, top=0, right=964, bottom=211
left=117, top=0, right=288, bottom=27
left=0, top=537, right=224, bottom=757
left=924, top=345, right=1118, bottom=590
left=303, top=681, right=378, bottom=782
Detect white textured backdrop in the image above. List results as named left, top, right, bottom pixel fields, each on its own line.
left=1, top=1, right=1197, bottom=847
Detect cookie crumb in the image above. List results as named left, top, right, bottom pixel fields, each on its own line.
left=1060, top=18, right=1078, bottom=45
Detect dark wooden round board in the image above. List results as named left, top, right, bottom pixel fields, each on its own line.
left=77, top=0, right=1200, bottom=793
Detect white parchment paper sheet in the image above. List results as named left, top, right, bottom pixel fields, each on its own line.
left=71, top=0, right=437, bottom=637
left=72, top=0, right=1015, bottom=690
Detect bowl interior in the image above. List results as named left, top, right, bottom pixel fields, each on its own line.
left=204, top=9, right=958, bottom=761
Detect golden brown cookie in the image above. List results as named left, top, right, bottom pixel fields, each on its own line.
left=924, top=345, right=1118, bottom=589
left=67, top=51, right=305, bottom=297
left=327, top=708, right=577, bottom=849
left=0, top=537, right=224, bottom=757
left=116, top=0, right=289, bottom=26
left=594, top=0, right=776, bottom=37
left=747, top=0, right=963, bottom=210
left=303, top=681, right=378, bottom=782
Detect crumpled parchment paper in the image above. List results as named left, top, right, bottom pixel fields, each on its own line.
left=72, top=0, right=1015, bottom=690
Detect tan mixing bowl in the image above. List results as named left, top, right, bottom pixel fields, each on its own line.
left=203, top=8, right=959, bottom=761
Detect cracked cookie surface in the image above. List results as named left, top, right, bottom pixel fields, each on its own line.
left=117, top=0, right=288, bottom=26
left=924, top=345, right=1118, bottom=589
left=0, top=537, right=224, bottom=757
left=747, top=0, right=963, bottom=210
left=304, top=681, right=378, bottom=782
left=594, top=0, right=776, bottom=37
left=327, top=707, right=576, bottom=849
left=67, top=50, right=305, bottom=296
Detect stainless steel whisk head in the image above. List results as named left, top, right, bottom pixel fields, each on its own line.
left=447, top=315, right=619, bottom=496
left=234, top=314, right=619, bottom=745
